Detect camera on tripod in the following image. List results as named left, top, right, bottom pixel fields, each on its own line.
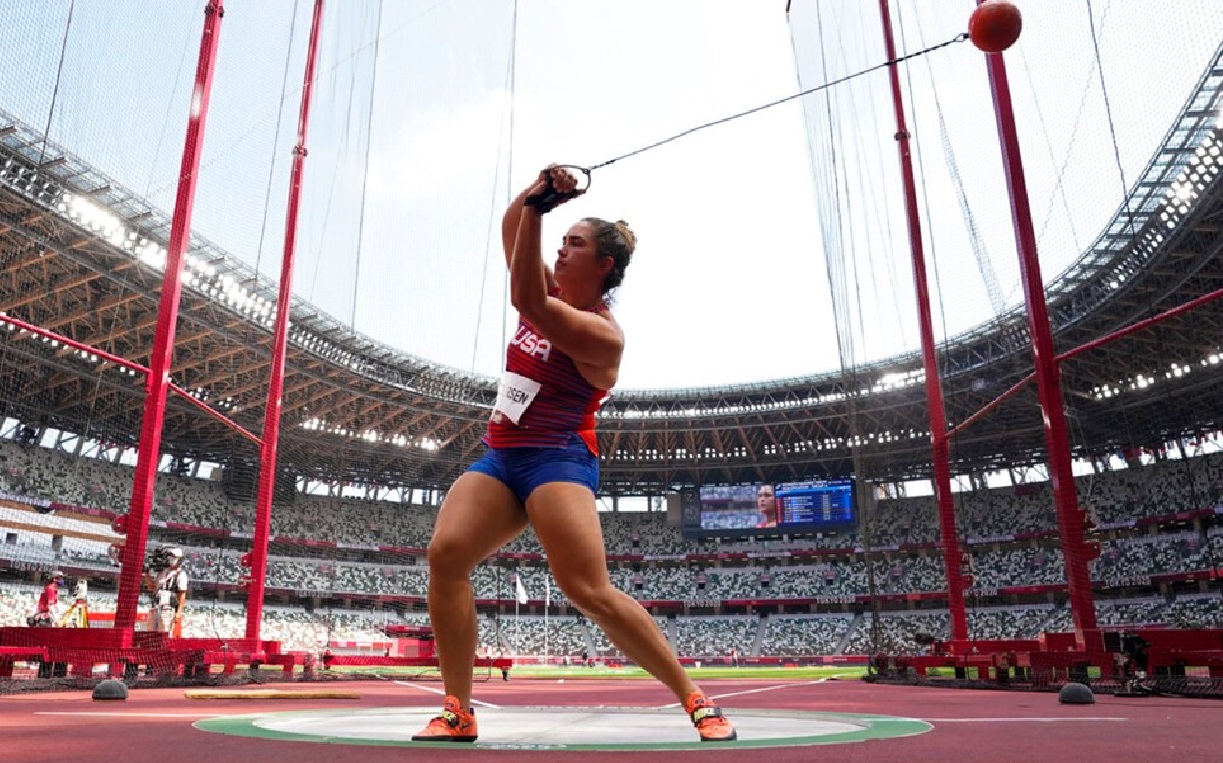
left=146, top=544, right=183, bottom=572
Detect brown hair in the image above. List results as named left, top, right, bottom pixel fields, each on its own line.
left=583, top=218, right=636, bottom=294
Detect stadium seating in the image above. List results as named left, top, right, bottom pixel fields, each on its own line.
left=2, top=439, right=1222, bottom=659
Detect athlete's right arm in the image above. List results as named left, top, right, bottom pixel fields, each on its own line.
left=502, top=186, right=557, bottom=291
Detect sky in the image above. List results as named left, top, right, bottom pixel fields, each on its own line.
left=0, top=0, right=1220, bottom=390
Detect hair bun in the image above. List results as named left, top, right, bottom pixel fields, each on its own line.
left=613, top=220, right=637, bottom=252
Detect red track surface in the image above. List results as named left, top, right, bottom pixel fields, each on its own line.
left=3, top=678, right=1217, bottom=762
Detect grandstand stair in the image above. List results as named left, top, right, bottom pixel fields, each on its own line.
left=834, top=614, right=863, bottom=655
left=577, top=620, right=598, bottom=660
left=750, top=614, right=767, bottom=657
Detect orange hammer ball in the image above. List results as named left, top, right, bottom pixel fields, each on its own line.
left=969, top=1, right=1023, bottom=54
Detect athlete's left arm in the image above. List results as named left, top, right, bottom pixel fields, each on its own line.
left=510, top=209, right=624, bottom=369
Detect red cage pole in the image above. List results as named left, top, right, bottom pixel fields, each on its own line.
left=976, top=1, right=1101, bottom=651
left=114, top=0, right=225, bottom=636
left=245, top=0, right=326, bottom=640
left=878, top=0, right=969, bottom=643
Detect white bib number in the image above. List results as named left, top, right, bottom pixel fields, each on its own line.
left=493, top=371, right=542, bottom=425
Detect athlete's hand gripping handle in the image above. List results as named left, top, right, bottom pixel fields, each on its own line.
left=524, top=164, right=590, bottom=214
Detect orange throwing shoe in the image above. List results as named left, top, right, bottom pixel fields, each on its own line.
left=685, top=692, right=737, bottom=742
left=411, top=695, right=478, bottom=742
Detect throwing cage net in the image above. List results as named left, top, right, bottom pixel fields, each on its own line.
left=0, top=0, right=527, bottom=688
left=789, top=0, right=1223, bottom=692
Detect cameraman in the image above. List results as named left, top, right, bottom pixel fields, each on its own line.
left=144, top=546, right=188, bottom=634
left=28, top=570, right=64, bottom=627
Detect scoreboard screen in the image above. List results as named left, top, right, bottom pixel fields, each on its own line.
left=683, top=479, right=856, bottom=538
left=777, top=480, right=855, bottom=526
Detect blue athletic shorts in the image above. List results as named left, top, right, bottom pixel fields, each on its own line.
left=466, top=435, right=600, bottom=504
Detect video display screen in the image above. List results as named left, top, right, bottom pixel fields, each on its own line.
left=682, top=479, right=856, bottom=538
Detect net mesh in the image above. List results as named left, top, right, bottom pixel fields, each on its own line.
left=788, top=0, right=1223, bottom=664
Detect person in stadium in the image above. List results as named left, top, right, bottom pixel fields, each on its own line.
left=144, top=545, right=188, bottom=634
left=29, top=569, right=64, bottom=627
left=755, top=483, right=779, bottom=528
left=413, top=166, right=736, bottom=743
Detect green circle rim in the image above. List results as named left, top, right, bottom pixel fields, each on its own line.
left=193, top=706, right=932, bottom=751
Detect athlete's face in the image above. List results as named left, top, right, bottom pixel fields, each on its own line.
left=757, top=485, right=775, bottom=511
left=555, top=221, right=611, bottom=291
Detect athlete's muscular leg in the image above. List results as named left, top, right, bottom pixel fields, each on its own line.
left=526, top=482, right=700, bottom=703
left=427, top=472, right=528, bottom=708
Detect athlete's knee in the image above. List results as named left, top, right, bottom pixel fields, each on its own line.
left=426, top=534, right=480, bottom=579
left=557, top=578, right=622, bottom=619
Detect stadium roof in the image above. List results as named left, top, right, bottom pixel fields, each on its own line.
left=0, top=52, right=1220, bottom=495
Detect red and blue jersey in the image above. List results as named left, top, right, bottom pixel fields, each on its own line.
left=484, top=300, right=609, bottom=454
